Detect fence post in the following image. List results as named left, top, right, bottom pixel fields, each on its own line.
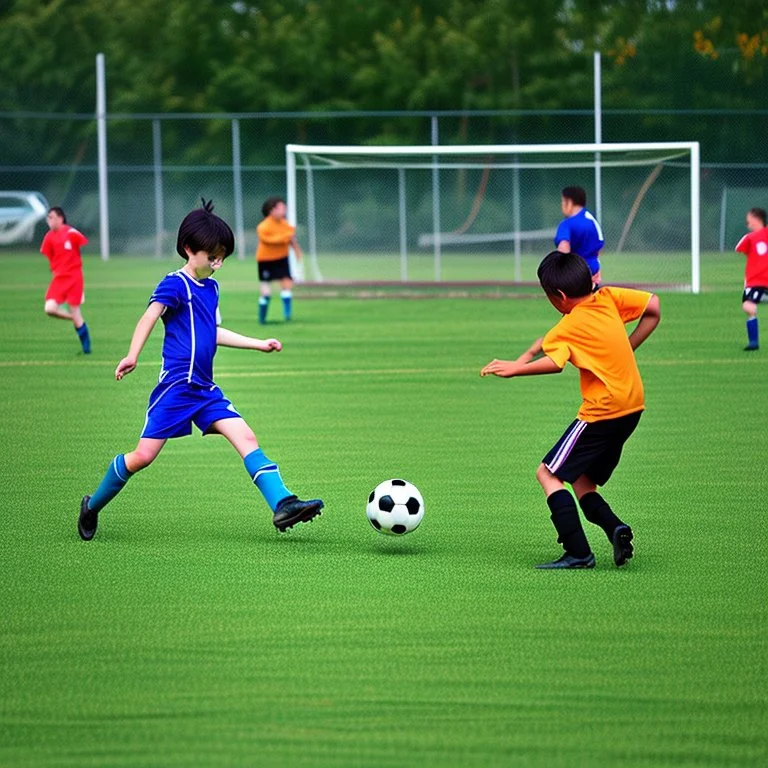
left=153, top=119, right=163, bottom=258
left=431, top=114, right=441, bottom=281
left=719, top=186, right=727, bottom=253
left=96, top=53, right=109, bottom=260
left=232, top=118, right=245, bottom=260
left=398, top=167, right=408, bottom=281
left=512, top=155, right=521, bottom=282
left=594, top=51, right=603, bottom=226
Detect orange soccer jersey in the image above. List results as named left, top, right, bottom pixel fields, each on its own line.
left=542, top=286, right=653, bottom=423
left=256, top=217, right=295, bottom=262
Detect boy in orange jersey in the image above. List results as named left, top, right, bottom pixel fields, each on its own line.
left=481, top=250, right=661, bottom=569
left=256, top=196, right=303, bottom=324
left=734, top=207, right=768, bottom=351
left=40, top=206, right=91, bottom=353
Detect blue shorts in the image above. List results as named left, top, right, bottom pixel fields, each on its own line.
left=141, top=380, right=242, bottom=439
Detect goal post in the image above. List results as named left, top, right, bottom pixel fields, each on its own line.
left=286, top=141, right=701, bottom=292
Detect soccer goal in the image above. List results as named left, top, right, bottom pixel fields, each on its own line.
left=286, top=142, right=701, bottom=292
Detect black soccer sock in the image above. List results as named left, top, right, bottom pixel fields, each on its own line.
left=546, top=489, right=592, bottom=558
left=579, top=491, right=626, bottom=541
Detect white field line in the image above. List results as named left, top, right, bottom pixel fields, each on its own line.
left=216, top=367, right=471, bottom=377
left=0, top=359, right=750, bottom=372
left=0, top=360, right=471, bottom=376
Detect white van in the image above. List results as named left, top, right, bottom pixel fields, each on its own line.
left=0, top=191, right=50, bottom=245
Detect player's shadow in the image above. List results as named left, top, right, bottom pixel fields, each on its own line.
left=368, top=539, right=425, bottom=556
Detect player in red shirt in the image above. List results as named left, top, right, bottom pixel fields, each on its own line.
left=40, top=207, right=91, bottom=353
left=735, top=207, right=768, bottom=351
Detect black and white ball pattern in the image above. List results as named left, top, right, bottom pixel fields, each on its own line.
left=366, top=479, right=424, bottom=535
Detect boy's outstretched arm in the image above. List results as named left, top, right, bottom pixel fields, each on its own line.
left=481, top=355, right=562, bottom=378
left=628, top=294, right=661, bottom=351
left=480, top=337, right=548, bottom=377
left=515, top=337, right=544, bottom=364
left=115, top=302, right=165, bottom=380
left=217, top=327, right=282, bottom=352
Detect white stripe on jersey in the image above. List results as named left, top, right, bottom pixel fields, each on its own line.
left=584, top=210, right=604, bottom=241
left=175, top=272, right=195, bottom=383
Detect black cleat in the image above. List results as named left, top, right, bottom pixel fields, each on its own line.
left=78, top=495, right=98, bottom=541
left=612, top=525, right=634, bottom=567
left=535, top=552, right=596, bottom=569
left=273, top=495, right=324, bottom=532
left=744, top=344, right=759, bottom=351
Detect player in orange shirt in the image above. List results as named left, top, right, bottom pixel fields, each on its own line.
left=734, top=207, right=768, bottom=351
left=40, top=206, right=91, bottom=353
left=256, top=197, right=303, bottom=324
left=481, top=250, right=661, bottom=569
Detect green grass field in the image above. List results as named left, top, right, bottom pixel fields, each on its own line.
left=1, top=253, right=766, bottom=767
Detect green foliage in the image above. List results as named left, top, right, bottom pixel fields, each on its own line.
left=0, top=0, right=765, bottom=165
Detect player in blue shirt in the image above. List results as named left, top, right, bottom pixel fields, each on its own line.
left=554, top=186, right=605, bottom=284
left=78, top=200, right=323, bottom=540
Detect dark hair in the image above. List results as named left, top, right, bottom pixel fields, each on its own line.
left=537, top=250, right=593, bottom=299
left=261, top=196, right=285, bottom=218
left=749, top=207, right=767, bottom=226
left=48, top=206, right=67, bottom=223
left=562, top=186, right=587, bottom=208
left=176, top=198, right=235, bottom=260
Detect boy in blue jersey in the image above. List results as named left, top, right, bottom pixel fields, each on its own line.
left=555, top=186, right=605, bottom=284
left=78, top=200, right=323, bottom=540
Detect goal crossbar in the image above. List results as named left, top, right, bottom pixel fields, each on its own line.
left=287, top=142, right=698, bottom=156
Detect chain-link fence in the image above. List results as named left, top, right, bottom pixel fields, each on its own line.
left=1, top=110, right=766, bottom=271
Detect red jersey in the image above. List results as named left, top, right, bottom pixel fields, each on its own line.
left=735, top=226, right=768, bottom=287
left=40, top=225, right=88, bottom=276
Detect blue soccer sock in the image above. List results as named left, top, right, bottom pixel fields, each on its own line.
left=244, top=448, right=292, bottom=512
left=746, top=317, right=759, bottom=347
left=88, top=454, right=134, bottom=513
left=258, top=296, right=270, bottom=324
left=76, top=322, right=91, bottom=354
left=280, top=289, right=293, bottom=321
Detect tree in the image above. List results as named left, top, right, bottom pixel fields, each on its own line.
left=0, top=0, right=765, bottom=166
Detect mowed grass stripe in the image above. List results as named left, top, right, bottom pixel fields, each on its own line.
left=0, top=358, right=759, bottom=369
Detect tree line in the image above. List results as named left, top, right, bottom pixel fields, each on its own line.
left=0, top=0, right=765, bottom=165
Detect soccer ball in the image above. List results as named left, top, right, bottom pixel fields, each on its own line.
left=366, top=479, right=424, bottom=535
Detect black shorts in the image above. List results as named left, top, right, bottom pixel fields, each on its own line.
left=542, top=411, right=642, bottom=486
left=742, top=287, right=768, bottom=304
left=258, top=257, right=292, bottom=282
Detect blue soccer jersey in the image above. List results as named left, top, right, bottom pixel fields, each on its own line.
left=555, top=209, right=605, bottom=275
left=149, top=270, right=220, bottom=386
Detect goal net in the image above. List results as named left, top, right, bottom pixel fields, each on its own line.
left=286, top=142, right=701, bottom=292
